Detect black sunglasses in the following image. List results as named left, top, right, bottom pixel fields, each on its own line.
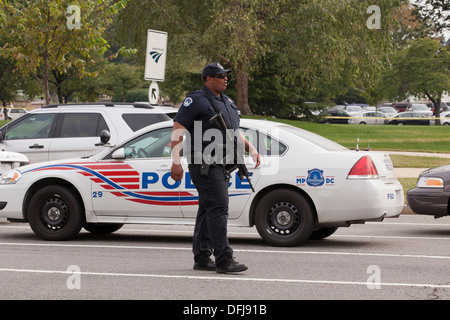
left=209, top=74, right=228, bottom=79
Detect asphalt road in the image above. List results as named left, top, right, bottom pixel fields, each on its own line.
left=0, top=214, right=449, bottom=301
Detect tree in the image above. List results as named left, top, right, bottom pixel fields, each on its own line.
left=100, top=63, right=145, bottom=102
left=0, top=0, right=129, bottom=104
left=381, top=38, right=450, bottom=124
left=412, top=0, right=449, bottom=38
left=117, top=0, right=406, bottom=115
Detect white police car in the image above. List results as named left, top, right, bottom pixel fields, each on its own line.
left=0, top=119, right=404, bottom=246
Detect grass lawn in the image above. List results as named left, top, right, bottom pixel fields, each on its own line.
left=244, top=116, right=450, bottom=153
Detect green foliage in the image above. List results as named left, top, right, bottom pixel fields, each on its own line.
left=116, top=0, right=407, bottom=115
left=0, top=0, right=129, bottom=103
left=380, top=38, right=450, bottom=120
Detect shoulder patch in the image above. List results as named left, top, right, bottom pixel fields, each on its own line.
left=183, top=97, right=193, bottom=107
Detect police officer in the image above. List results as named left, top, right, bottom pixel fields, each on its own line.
left=170, top=63, right=260, bottom=273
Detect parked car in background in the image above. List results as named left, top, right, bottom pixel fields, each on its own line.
left=392, top=102, right=409, bottom=112
left=319, top=109, right=351, bottom=124
left=439, top=111, right=450, bottom=125
left=378, top=106, right=398, bottom=118
left=427, top=102, right=449, bottom=112
left=350, top=111, right=387, bottom=125
left=407, top=104, right=433, bottom=117
left=407, top=165, right=450, bottom=218
left=384, top=111, right=430, bottom=125
left=6, top=108, right=28, bottom=120
left=0, top=103, right=173, bottom=164
left=0, top=151, right=29, bottom=177
left=343, top=105, right=364, bottom=116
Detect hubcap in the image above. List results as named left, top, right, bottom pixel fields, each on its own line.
left=267, top=201, right=301, bottom=236
left=40, top=197, right=69, bottom=230
left=276, top=211, right=291, bottom=226
left=47, top=207, right=61, bottom=221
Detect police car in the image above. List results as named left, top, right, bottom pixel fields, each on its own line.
left=0, top=119, right=404, bottom=246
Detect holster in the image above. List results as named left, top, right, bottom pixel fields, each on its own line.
left=200, top=161, right=210, bottom=176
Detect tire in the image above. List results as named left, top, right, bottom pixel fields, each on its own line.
left=83, top=223, right=124, bottom=234
left=254, top=189, right=314, bottom=246
left=27, top=185, right=84, bottom=241
left=308, top=227, right=338, bottom=240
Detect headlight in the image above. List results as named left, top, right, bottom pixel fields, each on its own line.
left=417, top=176, right=444, bottom=188
left=0, top=170, right=22, bottom=184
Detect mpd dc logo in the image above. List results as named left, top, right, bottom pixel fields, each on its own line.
left=149, top=51, right=163, bottom=63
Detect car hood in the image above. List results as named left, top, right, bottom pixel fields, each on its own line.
left=419, top=165, right=450, bottom=177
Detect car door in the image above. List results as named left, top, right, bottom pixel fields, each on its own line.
left=48, top=111, right=112, bottom=160
left=0, top=112, right=59, bottom=163
left=91, top=126, right=183, bottom=218
left=180, top=127, right=280, bottom=220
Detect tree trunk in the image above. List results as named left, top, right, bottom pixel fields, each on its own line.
left=235, top=68, right=253, bottom=115
left=424, top=89, right=441, bottom=125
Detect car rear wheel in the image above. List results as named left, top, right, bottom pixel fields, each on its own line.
left=83, top=223, right=124, bottom=234
left=27, top=185, right=84, bottom=241
left=255, top=189, right=314, bottom=246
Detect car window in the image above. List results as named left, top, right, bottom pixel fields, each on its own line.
left=122, top=113, right=171, bottom=132
left=5, top=113, right=56, bottom=139
left=59, top=113, right=109, bottom=138
left=122, top=127, right=172, bottom=159
left=241, top=127, right=287, bottom=156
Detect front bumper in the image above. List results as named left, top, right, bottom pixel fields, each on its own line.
left=0, top=184, right=28, bottom=221
left=407, top=187, right=449, bottom=217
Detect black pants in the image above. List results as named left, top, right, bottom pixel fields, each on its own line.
left=188, top=164, right=233, bottom=265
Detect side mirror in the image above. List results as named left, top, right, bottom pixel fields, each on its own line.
left=95, top=130, right=112, bottom=146
left=111, top=148, right=125, bottom=159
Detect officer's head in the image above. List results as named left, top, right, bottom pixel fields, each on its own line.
left=202, top=63, right=231, bottom=94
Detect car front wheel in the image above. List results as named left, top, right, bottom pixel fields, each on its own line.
left=255, top=189, right=314, bottom=246
left=27, top=185, right=84, bottom=241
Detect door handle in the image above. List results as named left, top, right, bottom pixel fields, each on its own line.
left=29, top=144, right=44, bottom=149
left=156, top=166, right=170, bottom=172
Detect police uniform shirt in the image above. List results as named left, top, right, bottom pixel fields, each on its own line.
left=174, top=85, right=240, bottom=156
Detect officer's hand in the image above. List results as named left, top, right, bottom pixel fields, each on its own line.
left=249, top=146, right=260, bottom=168
left=171, top=163, right=184, bottom=181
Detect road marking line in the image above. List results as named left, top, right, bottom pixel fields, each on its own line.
left=0, top=242, right=448, bottom=260
left=0, top=267, right=449, bottom=289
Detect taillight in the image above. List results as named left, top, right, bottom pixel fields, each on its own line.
left=347, top=156, right=379, bottom=179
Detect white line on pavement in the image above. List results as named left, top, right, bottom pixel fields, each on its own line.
left=0, top=242, right=448, bottom=260
left=0, top=267, right=449, bottom=289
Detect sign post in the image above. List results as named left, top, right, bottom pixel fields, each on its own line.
left=144, top=29, right=168, bottom=103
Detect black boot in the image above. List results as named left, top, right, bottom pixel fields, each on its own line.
left=216, top=255, right=248, bottom=273
left=193, top=253, right=216, bottom=271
